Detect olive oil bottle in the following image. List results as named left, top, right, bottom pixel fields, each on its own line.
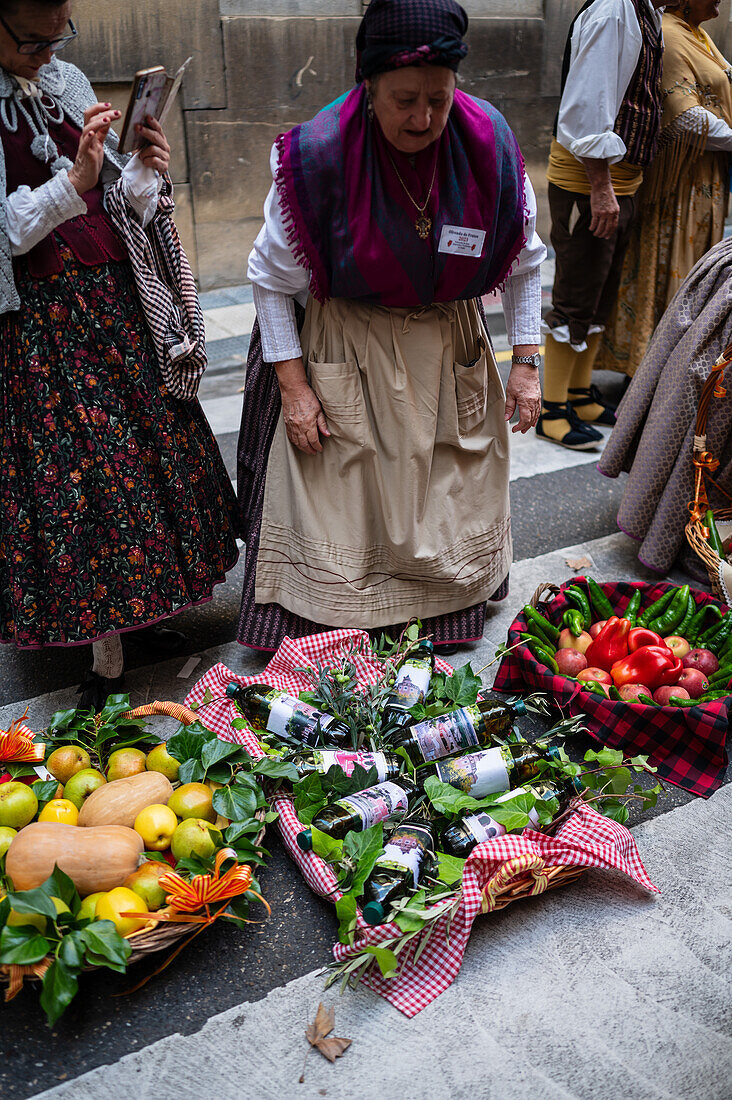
left=386, top=640, right=435, bottom=709
left=418, top=739, right=561, bottom=799
left=296, top=776, right=419, bottom=850
left=289, top=748, right=402, bottom=782
left=362, top=813, right=437, bottom=926
left=226, top=682, right=350, bottom=746
left=389, top=696, right=526, bottom=764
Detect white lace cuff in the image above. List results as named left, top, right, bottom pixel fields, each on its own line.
left=6, top=169, right=87, bottom=256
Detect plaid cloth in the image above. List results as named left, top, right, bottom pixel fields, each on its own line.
left=356, top=0, right=469, bottom=80
left=493, top=577, right=730, bottom=798
left=185, top=628, right=658, bottom=1017
left=105, top=175, right=206, bottom=402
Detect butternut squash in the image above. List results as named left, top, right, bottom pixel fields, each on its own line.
left=78, top=771, right=174, bottom=828
left=6, top=822, right=143, bottom=894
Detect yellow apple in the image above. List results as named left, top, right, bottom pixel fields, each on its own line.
left=167, top=782, right=216, bottom=823
left=145, top=743, right=180, bottom=782
left=0, top=781, right=38, bottom=829
left=124, top=861, right=169, bottom=911
left=4, top=895, right=69, bottom=932
left=78, top=891, right=106, bottom=921
left=134, top=804, right=178, bottom=850
left=95, top=887, right=149, bottom=936
left=106, top=747, right=147, bottom=782
left=171, top=818, right=222, bottom=863
left=38, top=798, right=79, bottom=825
left=46, top=745, right=91, bottom=785
left=62, top=768, right=106, bottom=810
left=0, top=826, right=17, bottom=858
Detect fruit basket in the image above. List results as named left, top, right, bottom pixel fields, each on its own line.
left=685, top=343, right=732, bottom=603
left=493, top=577, right=731, bottom=798
left=0, top=700, right=268, bottom=1023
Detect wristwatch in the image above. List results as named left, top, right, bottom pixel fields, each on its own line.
left=511, top=353, right=542, bottom=368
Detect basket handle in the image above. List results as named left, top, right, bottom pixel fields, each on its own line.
left=530, top=582, right=561, bottom=609
left=121, top=701, right=200, bottom=726
left=689, top=346, right=732, bottom=521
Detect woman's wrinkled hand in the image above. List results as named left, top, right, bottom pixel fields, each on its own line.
left=275, top=358, right=330, bottom=454
left=136, top=115, right=171, bottom=175
left=68, top=102, right=120, bottom=195
left=504, top=362, right=541, bottom=433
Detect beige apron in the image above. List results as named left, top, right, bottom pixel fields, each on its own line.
left=255, top=296, right=511, bottom=628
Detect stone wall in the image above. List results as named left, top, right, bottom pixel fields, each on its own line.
left=73, top=0, right=732, bottom=287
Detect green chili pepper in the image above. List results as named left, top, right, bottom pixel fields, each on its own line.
left=686, top=603, right=723, bottom=646
left=622, top=590, right=642, bottom=627
left=698, top=689, right=732, bottom=702
left=638, top=693, right=660, bottom=707
left=676, top=593, right=697, bottom=641
left=706, top=664, right=732, bottom=687
left=581, top=679, right=608, bottom=696
left=523, top=605, right=560, bottom=644
left=650, top=584, right=690, bottom=636
left=669, top=696, right=702, bottom=708
left=566, top=586, right=592, bottom=631
left=562, top=609, right=584, bottom=637
left=705, top=509, right=726, bottom=557
left=701, top=616, right=732, bottom=655
left=587, top=578, right=615, bottom=622
left=608, top=685, right=623, bottom=701
left=519, top=635, right=559, bottom=673
left=699, top=612, right=730, bottom=647
left=637, top=587, right=676, bottom=628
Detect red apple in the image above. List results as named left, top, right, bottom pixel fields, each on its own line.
left=664, top=635, right=690, bottom=659
left=618, top=683, right=652, bottom=703
left=653, top=685, right=690, bottom=706
left=589, top=619, right=607, bottom=639
left=682, top=649, right=719, bottom=677
left=554, top=649, right=588, bottom=676
left=676, top=668, right=710, bottom=699
left=576, top=667, right=612, bottom=685
left=557, top=628, right=593, bottom=654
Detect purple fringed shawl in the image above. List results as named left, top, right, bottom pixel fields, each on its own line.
left=275, top=84, right=526, bottom=308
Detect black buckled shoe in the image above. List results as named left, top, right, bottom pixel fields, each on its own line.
left=76, top=670, right=125, bottom=713
left=535, top=401, right=603, bottom=451
left=125, top=624, right=187, bottom=656
left=568, top=384, right=617, bottom=426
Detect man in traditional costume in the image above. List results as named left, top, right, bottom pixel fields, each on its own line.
left=235, top=0, right=546, bottom=653
left=537, top=0, right=665, bottom=451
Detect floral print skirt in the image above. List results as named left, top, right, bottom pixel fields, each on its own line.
left=0, top=250, right=239, bottom=647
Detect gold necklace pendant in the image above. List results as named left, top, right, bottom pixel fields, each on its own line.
left=415, top=214, right=432, bottom=239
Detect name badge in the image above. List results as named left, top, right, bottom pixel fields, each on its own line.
left=438, top=225, right=485, bottom=258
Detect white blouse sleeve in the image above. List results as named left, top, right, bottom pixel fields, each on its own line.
left=501, top=173, right=547, bottom=347
left=5, top=169, right=87, bottom=255
left=675, top=104, right=732, bottom=152
left=556, top=0, right=646, bottom=163
left=119, top=153, right=162, bottom=227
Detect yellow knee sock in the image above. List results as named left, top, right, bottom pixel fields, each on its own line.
left=568, top=332, right=604, bottom=421
left=540, top=334, right=577, bottom=441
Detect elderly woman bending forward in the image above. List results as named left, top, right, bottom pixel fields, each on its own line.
left=237, top=0, right=546, bottom=653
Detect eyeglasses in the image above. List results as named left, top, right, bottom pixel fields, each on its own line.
left=0, top=15, right=77, bottom=56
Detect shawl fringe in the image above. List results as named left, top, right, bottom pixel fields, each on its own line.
left=642, top=106, right=709, bottom=207
left=274, top=131, right=328, bottom=305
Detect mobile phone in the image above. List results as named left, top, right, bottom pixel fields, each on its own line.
left=118, top=58, right=191, bottom=155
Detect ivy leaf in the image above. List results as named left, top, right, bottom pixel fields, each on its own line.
left=6, top=886, right=58, bottom=922
left=343, top=823, right=384, bottom=897
left=585, top=747, right=625, bottom=768
left=201, top=738, right=242, bottom=772
left=325, top=764, right=378, bottom=800
left=40, top=959, right=79, bottom=1027
left=335, top=893, right=358, bottom=944
left=212, top=784, right=258, bottom=822
left=310, top=826, right=343, bottom=864
left=0, top=924, right=50, bottom=966
left=224, top=819, right=263, bottom=843
left=47, top=708, right=81, bottom=735
left=178, top=758, right=206, bottom=785
left=166, top=723, right=217, bottom=763
left=601, top=801, right=630, bottom=825
left=79, top=921, right=132, bottom=970
left=293, top=772, right=326, bottom=825
left=443, top=663, right=482, bottom=707
left=58, top=930, right=85, bottom=970
left=607, top=767, right=633, bottom=796
left=142, top=850, right=170, bottom=863
left=31, top=779, right=62, bottom=812
left=41, top=866, right=81, bottom=913
left=436, top=851, right=465, bottom=887
left=393, top=889, right=429, bottom=932
left=253, top=757, right=299, bottom=782
left=364, top=944, right=399, bottom=978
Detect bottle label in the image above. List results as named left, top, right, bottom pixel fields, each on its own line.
left=377, top=824, right=433, bottom=888
left=462, top=811, right=507, bottom=843
left=315, top=750, right=390, bottom=783
left=435, top=747, right=509, bottom=798
left=335, top=781, right=410, bottom=829
left=410, top=707, right=479, bottom=762
left=392, top=659, right=432, bottom=707
left=266, top=691, right=336, bottom=745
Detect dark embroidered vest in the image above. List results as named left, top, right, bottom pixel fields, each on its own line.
left=1, top=107, right=127, bottom=278
left=556, top=0, right=663, bottom=168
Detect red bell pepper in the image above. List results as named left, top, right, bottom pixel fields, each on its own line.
left=585, top=616, right=631, bottom=672
left=611, top=645, right=683, bottom=690
left=627, top=627, right=666, bottom=653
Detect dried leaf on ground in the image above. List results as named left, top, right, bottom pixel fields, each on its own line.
left=565, top=555, right=594, bottom=572
left=305, top=1002, right=352, bottom=1064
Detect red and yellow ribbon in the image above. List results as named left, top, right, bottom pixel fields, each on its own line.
left=159, top=847, right=258, bottom=913
left=0, top=710, right=45, bottom=764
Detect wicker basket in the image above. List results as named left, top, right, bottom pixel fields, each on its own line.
left=1, top=700, right=265, bottom=996
left=685, top=344, right=732, bottom=602
left=481, top=855, right=585, bottom=914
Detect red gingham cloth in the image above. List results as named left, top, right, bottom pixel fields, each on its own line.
left=493, top=577, right=730, bottom=798
left=186, top=628, right=658, bottom=1017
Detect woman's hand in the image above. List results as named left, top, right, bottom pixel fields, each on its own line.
left=136, top=115, right=171, bottom=175
left=67, top=103, right=120, bottom=196
left=505, top=357, right=541, bottom=434
left=275, top=358, right=330, bottom=455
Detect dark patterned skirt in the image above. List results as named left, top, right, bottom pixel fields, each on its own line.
left=0, top=252, right=239, bottom=647
left=236, top=317, right=508, bottom=652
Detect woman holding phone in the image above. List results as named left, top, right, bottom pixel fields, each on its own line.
left=0, top=0, right=239, bottom=708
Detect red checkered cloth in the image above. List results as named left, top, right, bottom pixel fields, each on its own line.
left=186, top=628, right=658, bottom=1017
left=493, top=577, right=730, bottom=798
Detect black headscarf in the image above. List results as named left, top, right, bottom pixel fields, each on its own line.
left=355, top=0, right=469, bottom=82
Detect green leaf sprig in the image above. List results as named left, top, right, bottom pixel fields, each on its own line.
left=44, top=695, right=152, bottom=768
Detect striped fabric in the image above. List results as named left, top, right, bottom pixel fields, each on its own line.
left=185, top=629, right=658, bottom=1017
left=105, top=175, right=206, bottom=401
